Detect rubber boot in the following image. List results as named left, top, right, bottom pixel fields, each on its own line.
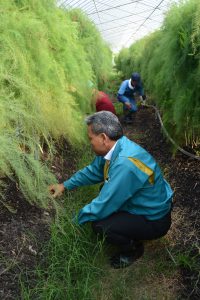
left=123, top=111, right=133, bottom=124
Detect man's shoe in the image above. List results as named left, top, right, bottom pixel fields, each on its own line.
left=123, top=116, right=133, bottom=124
left=110, top=243, right=144, bottom=269
left=110, top=254, right=135, bottom=269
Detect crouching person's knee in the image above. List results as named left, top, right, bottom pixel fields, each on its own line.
left=91, top=221, right=103, bottom=236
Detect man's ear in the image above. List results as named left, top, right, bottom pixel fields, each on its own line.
left=100, top=133, right=108, bottom=144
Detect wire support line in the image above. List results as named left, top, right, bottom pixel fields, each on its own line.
left=147, top=104, right=200, bottom=161
left=95, top=8, right=156, bottom=25
left=90, top=10, right=155, bottom=26
left=64, top=0, right=84, bottom=7
left=96, top=0, right=123, bottom=5
left=60, top=0, right=78, bottom=7
left=63, top=2, right=96, bottom=15
left=100, top=20, right=143, bottom=32
left=78, top=0, right=93, bottom=9
left=60, top=0, right=161, bottom=27
left=90, top=10, right=131, bottom=23
left=60, top=0, right=68, bottom=6
left=77, top=0, right=99, bottom=11
left=102, top=23, right=152, bottom=37
left=100, top=16, right=161, bottom=33
left=102, top=22, right=151, bottom=37
left=92, top=0, right=102, bottom=26
left=78, top=3, right=96, bottom=14
left=124, top=0, right=165, bottom=46
left=95, top=0, right=159, bottom=15
left=88, top=0, right=144, bottom=15
left=92, top=0, right=143, bottom=15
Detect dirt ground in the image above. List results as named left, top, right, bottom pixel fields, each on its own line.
left=0, top=106, right=199, bottom=299
left=121, top=106, right=200, bottom=299
left=0, top=142, right=77, bottom=299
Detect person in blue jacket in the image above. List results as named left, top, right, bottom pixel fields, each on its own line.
left=117, top=72, right=146, bottom=124
left=49, top=111, right=173, bottom=269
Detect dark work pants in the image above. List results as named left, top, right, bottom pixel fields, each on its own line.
left=92, top=211, right=171, bottom=253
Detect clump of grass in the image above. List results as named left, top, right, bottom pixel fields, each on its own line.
left=21, top=172, right=106, bottom=299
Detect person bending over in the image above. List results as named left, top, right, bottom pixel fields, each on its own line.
left=117, top=72, right=146, bottom=124
left=94, top=90, right=116, bottom=114
left=49, top=111, right=173, bottom=269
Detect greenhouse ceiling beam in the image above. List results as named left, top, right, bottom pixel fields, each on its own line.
left=81, top=0, right=137, bottom=15
left=104, top=23, right=151, bottom=40
left=95, top=0, right=142, bottom=7
left=103, top=26, right=142, bottom=37
left=88, top=0, right=144, bottom=15
left=60, top=0, right=160, bottom=26
left=63, top=0, right=84, bottom=6
left=63, top=1, right=96, bottom=15
left=90, top=10, right=128, bottom=23
left=99, top=18, right=161, bottom=36
left=94, top=8, right=154, bottom=25
left=60, top=0, right=168, bottom=21
left=94, top=0, right=157, bottom=15
left=94, top=0, right=141, bottom=15
left=96, top=0, right=122, bottom=5
left=59, top=0, right=171, bottom=51
left=78, top=1, right=96, bottom=11
left=92, top=0, right=167, bottom=20
left=85, top=6, right=97, bottom=15
left=100, top=0, right=155, bottom=13
left=100, top=19, right=146, bottom=32
left=79, top=2, right=95, bottom=12
left=78, top=0, right=92, bottom=9
left=99, top=15, right=162, bottom=31
left=68, top=0, right=93, bottom=8
left=124, top=0, right=165, bottom=46
left=91, top=6, right=152, bottom=24
left=103, top=25, right=149, bottom=38
left=92, top=0, right=102, bottom=26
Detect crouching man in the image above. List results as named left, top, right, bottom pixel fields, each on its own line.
left=49, top=111, right=173, bottom=268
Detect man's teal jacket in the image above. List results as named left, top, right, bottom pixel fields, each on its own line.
left=64, top=136, right=173, bottom=225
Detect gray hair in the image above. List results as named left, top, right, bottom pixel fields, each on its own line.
left=85, top=111, right=123, bottom=140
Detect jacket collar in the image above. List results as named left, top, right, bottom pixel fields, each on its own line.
left=110, top=136, right=124, bottom=163
left=104, top=141, right=117, bottom=161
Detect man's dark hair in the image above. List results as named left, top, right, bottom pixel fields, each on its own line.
left=85, top=111, right=123, bottom=141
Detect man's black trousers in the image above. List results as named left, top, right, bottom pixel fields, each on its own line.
left=92, top=211, right=171, bottom=252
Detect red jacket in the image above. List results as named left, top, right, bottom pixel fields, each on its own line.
left=95, top=91, right=116, bottom=114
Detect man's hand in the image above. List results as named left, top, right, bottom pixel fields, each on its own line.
left=49, top=183, right=65, bottom=198
left=141, top=100, right=146, bottom=106
left=139, top=95, right=147, bottom=106
left=124, top=102, right=132, bottom=110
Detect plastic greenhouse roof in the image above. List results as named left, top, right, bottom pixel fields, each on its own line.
left=58, top=0, right=179, bottom=53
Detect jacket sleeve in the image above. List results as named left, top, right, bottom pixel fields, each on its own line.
left=137, top=85, right=144, bottom=96
left=117, top=82, right=129, bottom=103
left=63, top=156, right=104, bottom=190
left=77, top=158, right=147, bottom=224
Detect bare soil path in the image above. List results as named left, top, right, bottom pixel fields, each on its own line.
left=120, top=106, right=200, bottom=299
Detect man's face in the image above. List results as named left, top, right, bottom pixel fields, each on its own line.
left=87, top=125, right=107, bottom=156
left=131, top=79, right=137, bottom=87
